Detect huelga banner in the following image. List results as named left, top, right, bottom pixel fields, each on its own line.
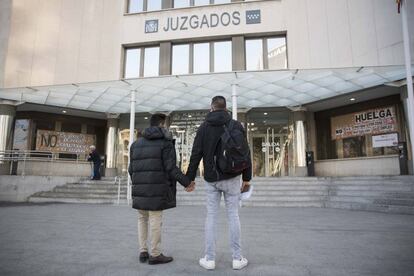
left=331, top=106, right=398, bottom=140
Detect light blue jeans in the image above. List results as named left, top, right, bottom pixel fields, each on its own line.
left=205, top=176, right=242, bottom=261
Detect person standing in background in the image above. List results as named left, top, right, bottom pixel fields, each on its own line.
left=87, top=145, right=101, bottom=180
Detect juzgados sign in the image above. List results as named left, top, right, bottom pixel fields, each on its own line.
left=145, top=9, right=261, bottom=33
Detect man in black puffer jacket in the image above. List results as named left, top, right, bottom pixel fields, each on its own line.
left=128, top=113, right=193, bottom=265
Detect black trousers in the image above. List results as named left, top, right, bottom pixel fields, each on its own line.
left=93, top=163, right=101, bottom=180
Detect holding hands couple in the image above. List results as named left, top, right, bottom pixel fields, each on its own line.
left=129, top=96, right=252, bottom=270
left=185, top=180, right=196, bottom=192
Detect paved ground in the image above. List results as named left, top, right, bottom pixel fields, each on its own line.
left=0, top=204, right=414, bottom=276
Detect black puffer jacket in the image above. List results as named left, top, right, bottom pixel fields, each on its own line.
left=128, top=127, right=190, bottom=210
left=186, top=110, right=252, bottom=182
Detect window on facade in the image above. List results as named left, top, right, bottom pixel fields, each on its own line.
left=170, top=41, right=231, bottom=75
left=128, top=0, right=144, bottom=13
left=245, top=39, right=263, bottom=70
left=124, top=46, right=159, bottom=78
left=214, top=0, right=231, bottom=4
left=172, top=44, right=190, bottom=75
left=124, top=48, right=141, bottom=78
left=174, top=0, right=190, bottom=8
left=147, top=0, right=162, bottom=11
left=193, top=43, right=210, bottom=74
left=143, top=47, right=160, bottom=77
left=267, top=37, right=287, bottom=69
left=245, top=36, right=287, bottom=71
left=194, top=0, right=210, bottom=5
left=213, top=41, right=232, bottom=72
left=127, top=0, right=161, bottom=13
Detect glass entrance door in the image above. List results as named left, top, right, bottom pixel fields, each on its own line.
left=250, top=129, right=287, bottom=177
left=247, top=108, right=290, bottom=177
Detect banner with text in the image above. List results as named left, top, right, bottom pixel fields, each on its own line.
left=331, top=106, right=398, bottom=140
left=36, top=130, right=96, bottom=153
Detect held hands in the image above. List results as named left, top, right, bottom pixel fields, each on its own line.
left=241, top=181, right=250, bottom=193
left=185, top=181, right=196, bottom=192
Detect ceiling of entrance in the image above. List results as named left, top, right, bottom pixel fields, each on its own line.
left=0, top=66, right=411, bottom=114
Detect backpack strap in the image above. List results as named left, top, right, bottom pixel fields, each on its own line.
left=223, top=119, right=235, bottom=132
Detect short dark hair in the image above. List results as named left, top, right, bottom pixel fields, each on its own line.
left=211, top=96, right=226, bottom=110
left=150, top=113, right=167, bottom=127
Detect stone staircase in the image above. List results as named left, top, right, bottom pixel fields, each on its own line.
left=176, top=176, right=414, bottom=214
left=28, top=176, right=414, bottom=214
left=29, top=177, right=128, bottom=204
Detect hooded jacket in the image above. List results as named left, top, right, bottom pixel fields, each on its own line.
left=128, top=126, right=190, bottom=210
left=186, top=110, right=252, bottom=183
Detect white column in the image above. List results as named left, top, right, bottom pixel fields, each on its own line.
left=402, top=1, right=414, bottom=165
left=232, top=84, right=237, bottom=120
left=127, top=90, right=136, bottom=204
left=105, top=115, right=119, bottom=177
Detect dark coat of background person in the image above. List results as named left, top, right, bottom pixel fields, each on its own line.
left=87, top=150, right=101, bottom=179
left=128, top=127, right=190, bottom=211
left=88, top=150, right=101, bottom=165
left=186, top=110, right=252, bottom=183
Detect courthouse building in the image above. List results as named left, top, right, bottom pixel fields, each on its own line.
left=0, top=0, right=413, bottom=178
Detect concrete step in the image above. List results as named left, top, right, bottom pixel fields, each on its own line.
left=331, top=185, right=413, bottom=192
left=177, top=190, right=327, bottom=196
left=325, top=201, right=414, bottom=215
left=177, top=195, right=326, bottom=202
left=176, top=199, right=324, bottom=208
left=28, top=196, right=127, bottom=204
left=64, top=184, right=127, bottom=189
left=34, top=192, right=126, bottom=199
left=329, top=190, right=414, bottom=197
left=329, top=196, right=414, bottom=205
left=53, top=187, right=128, bottom=194
left=373, top=198, right=414, bottom=207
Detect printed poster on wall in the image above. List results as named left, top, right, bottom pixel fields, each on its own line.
left=13, top=119, right=30, bottom=150
left=36, top=130, right=96, bottom=154
left=372, top=133, right=399, bottom=148
left=331, top=106, right=398, bottom=140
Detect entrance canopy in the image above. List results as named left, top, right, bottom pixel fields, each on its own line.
left=0, top=66, right=411, bottom=113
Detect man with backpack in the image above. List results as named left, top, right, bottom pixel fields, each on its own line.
left=186, top=96, right=252, bottom=270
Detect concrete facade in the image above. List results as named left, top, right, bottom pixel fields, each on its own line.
left=0, top=0, right=12, bottom=88
left=315, top=155, right=400, bottom=176
left=1, top=0, right=414, bottom=88
left=0, top=175, right=83, bottom=201
left=16, top=160, right=92, bottom=177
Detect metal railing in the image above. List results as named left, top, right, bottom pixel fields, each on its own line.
left=114, top=175, right=129, bottom=205
left=0, top=149, right=90, bottom=176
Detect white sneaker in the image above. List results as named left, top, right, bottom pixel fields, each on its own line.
left=199, top=256, right=215, bottom=270
left=232, top=257, right=248, bottom=270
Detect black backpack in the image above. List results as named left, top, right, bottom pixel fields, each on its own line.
left=215, top=120, right=250, bottom=174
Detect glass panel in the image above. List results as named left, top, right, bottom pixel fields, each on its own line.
left=245, top=39, right=263, bottom=70
left=172, top=44, right=190, bottom=75
left=128, top=0, right=144, bottom=13
left=193, top=43, right=210, bottom=74
left=267, top=37, right=287, bottom=69
left=194, top=0, right=210, bottom=5
left=124, top=48, right=140, bottom=78
left=214, top=0, right=231, bottom=4
left=147, top=0, right=162, bottom=11
left=174, top=0, right=190, bottom=8
left=342, top=137, right=366, bottom=158
left=252, top=136, right=266, bottom=177
left=213, top=41, right=232, bottom=72
left=143, top=47, right=159, bottom=77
